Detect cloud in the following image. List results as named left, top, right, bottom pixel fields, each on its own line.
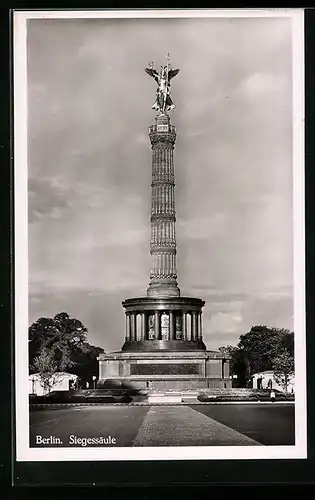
left=177, top=213, right=228, bottom=241
left=208, top=311, right=244, bottom=334
left=26, top=16, right=294, bottom=351
left=28, top=177, right=72, bottom=222
left=241, top=72, right=288, bottom=96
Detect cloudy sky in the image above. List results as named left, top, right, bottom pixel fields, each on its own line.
left=27, top=15, right=294, bottom=352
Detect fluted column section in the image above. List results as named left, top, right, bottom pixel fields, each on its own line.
left=198, top=312, right=203, bottom=340
left=147, top=113, right=180, bottom=298
left=125, top=313, right=130, bottom=341
left=130, top=313, right=137, bottom=341
left=191, top=311, right=198, bottom=341
left=141, top=312, right=146, bottom=341
left=182, top=312, right=187, bottom=340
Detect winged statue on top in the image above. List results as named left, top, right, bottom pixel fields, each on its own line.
left=145, top=54, right=180, bottom=114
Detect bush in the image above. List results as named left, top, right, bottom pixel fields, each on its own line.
left=197, top=394, right=217, bottom=402
left=196, top=391, right=295, bottom=403
left=120, top=395, right=133, bottom=404
left=97, top=396, right=116, bottom=403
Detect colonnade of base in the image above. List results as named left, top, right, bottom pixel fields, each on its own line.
left=125, top=309, right=203, bottom=342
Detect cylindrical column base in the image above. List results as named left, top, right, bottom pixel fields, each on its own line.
left=147, top=282, right=180, bottom=298
left=122, top=296, right=206, bottom=351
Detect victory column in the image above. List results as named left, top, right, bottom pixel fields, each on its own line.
left=97, top=56, right=231, bottom=390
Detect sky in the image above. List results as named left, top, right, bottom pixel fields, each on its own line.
left=27, top=15, right=294, bottom=352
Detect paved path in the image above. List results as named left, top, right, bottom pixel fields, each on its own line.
left=132, top=406, right=262, bottom=446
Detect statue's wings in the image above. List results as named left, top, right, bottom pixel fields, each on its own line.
left=168, top=68, right=180, bottom=80
left=145, top=67, right=159, bottom=83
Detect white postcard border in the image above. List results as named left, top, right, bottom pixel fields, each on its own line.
left=14, top=8, right=306, bottom=462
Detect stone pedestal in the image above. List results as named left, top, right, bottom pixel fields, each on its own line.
left=97, top=350, right=231, bottom=390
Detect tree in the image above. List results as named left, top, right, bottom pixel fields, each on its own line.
left=70, top=343, right=104, bottom=386
left=238, top=326, right=294, bottom=377
left=218, top=345, right=247, bottom=387
left=218, top=345, right=235, bottom=357
left=29, top=317, right=59, bottom=372
left=29, top=312, right=88, bottom=374
left=219, top=326, right=294, bottom=387
left=273, top=350, right=295, bottom=392
left=29, top=312, right=104, bottom=388
left=32, top=347, right=59, bottom=394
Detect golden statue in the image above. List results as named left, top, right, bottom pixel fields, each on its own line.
left=145, top=54, right=180, bottom=114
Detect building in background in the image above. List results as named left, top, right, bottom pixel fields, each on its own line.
left=252, top=371, right=295, bottom=393
left=29, top=372, right=78, bottom=396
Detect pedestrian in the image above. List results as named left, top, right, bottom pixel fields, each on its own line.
left=270, top=390, right=276, bottom=403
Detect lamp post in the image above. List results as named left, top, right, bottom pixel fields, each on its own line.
left=92, top=375, right=97, bottom=389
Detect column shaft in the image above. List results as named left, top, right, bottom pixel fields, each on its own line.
left=141, top=312, right=146, bottom=341
left=195, top=312, right=199, bottom=340
left=125, top=313, right=130, bottom=341
left=154, top=311, right=160, bottom=340
left=169, top=311, right=174, bottom=340
left=182, top=312, right=187, bottom=340
left=199, top=312, right=203, bottom=339
left=131, top=313, right=137, bottom=341
left=196, top=312, right=199, bottom=340
left=191, top=311, right=196, bottom=341
left=148, top=119, right=179, bottom=297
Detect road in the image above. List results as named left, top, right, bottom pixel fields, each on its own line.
left=30, top=406, right=150, bottom=447
left=191, top=403, right=295, bottom=445
left=30, top=403, right=295, bottom=447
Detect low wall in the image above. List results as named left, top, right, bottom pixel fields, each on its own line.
left=97, top=378, right=232, bottom=390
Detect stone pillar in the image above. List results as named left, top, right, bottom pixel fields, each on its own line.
left=199, top=312, right=203, bottom=339
left=195, top=312, right=199, bottom=340
left=199, top=311, right=203, bottom=340
left=224, top=360, right=230, bottom=379
left=131, top=312, right=137, bottom=341
left=125, top=313, right=130, bottom=341
left=169, top=311, right=174, bottom=340
left=182, top=312, right=187, bottom=340
left=154, top=311, right=160, bottom=340
left=141, top=312, right=146, bottom=341
left=191, top=311, right=196, bottom=341
left=129, top=313, right=133, bottom=340
left=128, top=313, right=131, bottom=340
left=222, top=359, right=226, bottom=379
